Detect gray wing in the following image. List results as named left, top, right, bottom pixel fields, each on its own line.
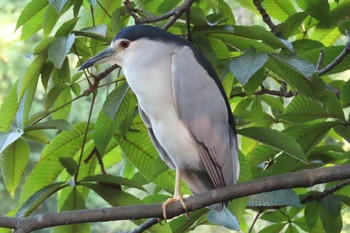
left=138, top=106, right=175, bottom=170
left=171, top=46, right=239, bottom=189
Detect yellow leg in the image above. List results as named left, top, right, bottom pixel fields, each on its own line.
left=162, top=168, right=187, bottom=219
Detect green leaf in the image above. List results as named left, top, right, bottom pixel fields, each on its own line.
left=18, top=55, right=46, bottom=99
left=248, top=189, right=301, bottom=208
left=340, top=79, right=350, bottom=106
left=230, top=52, right=268, bottom=85
left=262, top=0, right=296, bottom=21
left=74, top=25, right=108, bottom=41
left=20, top=5, right=47, bottom=40
left=338, top=19, right=350, bottom=36
left=25, top=119, right=71, bottom=131
left=0, top=139, right=30, bottom=197
left=238, top=127, right=306, bottom=162
left=59, top=157, right=78, bottom=176
left=33, top=37, right=56, bottom=54
left=281, top=95, right=344, bottom=123
left=296, top=0, right=330, bottom=24
left=260, top=223, right=287, bottom=233
left=17, top=182, right=67, bottom=217
left=22, top=130, right=49, bottom=144
left=0, top=81, right=19, bottom=131
left=305, top=201, right=322, bottom=230
left=19, top=123, right=92, bottom=203
left=52, top=187, right=90, bottom=233
left=16, top=0, right=48, bottom=30
left=320, top=195, right=342, bottom=233
left=334, top=124, right=350, bottom=143
left=169, top=208, right=208, bottom=233
left=283, top=121, right=337, bottom=154
left=48, top=34, right=75, bottom=69
left=260, top=210, right=288, bottom=222
left=0, top=132, right=24, bottom=154
left=94, top=83, right=135, bottom=154
left=118, top=131, right=190, bottom=194
left=281, top=12, right=309, bottom=38
left=82, top=183, right=143, bottom=206
left=55, top=18, right=79, bottom=37
left=52, top=87, right=72, bottom=120
left=49, top=0, right=69, bottom=14
left=81, top=174, right=146, bottom=191
left=43, top=4, right=59, bottom=37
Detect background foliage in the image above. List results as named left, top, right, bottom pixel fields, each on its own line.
left=1, top=0, right=350, bottom=232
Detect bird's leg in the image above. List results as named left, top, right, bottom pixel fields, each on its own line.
left=162, top=168, right=188, bottom=219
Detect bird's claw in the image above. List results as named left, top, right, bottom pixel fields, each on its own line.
left=162, top=195, right=189, bottom=219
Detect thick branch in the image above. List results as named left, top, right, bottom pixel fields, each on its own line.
left=1, top=164, right=350, bottom=232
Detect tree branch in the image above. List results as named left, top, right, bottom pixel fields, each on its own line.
left=123, top=0, right=195, bottom=28
left=253, top=0, right=281, bottom=37
left=317, top=37, right=350, bottom=75
left=1, top=164, right=350, bottom=232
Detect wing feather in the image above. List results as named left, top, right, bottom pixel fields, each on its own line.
left=171, top=46, right=239, bottom=189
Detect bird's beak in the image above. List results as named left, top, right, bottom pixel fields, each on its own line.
left=78, top=47, right=117, bottom=70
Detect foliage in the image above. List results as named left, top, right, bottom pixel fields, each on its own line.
left=1, top=0, right=350, bottom=232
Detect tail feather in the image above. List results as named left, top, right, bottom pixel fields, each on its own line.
left=207, top=206, right=239, bottom=231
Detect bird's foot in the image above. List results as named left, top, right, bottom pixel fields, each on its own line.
left=162, top=195, right=189, bottom=220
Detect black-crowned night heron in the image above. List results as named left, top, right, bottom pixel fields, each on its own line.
left=79, top=24, right=240, bottom=230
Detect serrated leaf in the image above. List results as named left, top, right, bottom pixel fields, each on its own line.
left=52, top=187, right=90, bottom=233
left=284, top=122, right=337, bottom=154
left=17, top=182, right=67, bottom=217
left=43, top=4, right=59, bottom=37
left=16, top=0, right=48, bottom=30
left=118, top=131, right=190, bottom=194
left=55, top=18, right=79, bottom=37
left=0, top=139, right=30, bottom=196
left=81, top=174, right=146, bottom=191
left=281, top=12, right=309, bottom=38
left=94, top=83, right=131, bottom=154
left=82, top=183, right=143, bottom=206
left=19, top=123, right=92, bottom=203
left=260, top=210, right=288, bottom=222
left=230, top=52, right=268, bottom=85
left=49, top=0, right=68, bottom=14
left=238, top=127, right=306, bottom=162
left=0, top=81, right=19, bottom=131
left=48, top=34, right=75, bottom=69
left=52, top=87, right=72, bottom=120
left=18, top=55, right=46, bottom=99
left=248, top=189, right=301, bottom=208
left=281, top=95, right=344, bottom=123
left=20, top=5, right=47, bottom=40
left=262, top=0, right=296, bottom=21
left=0, top=131, right=24, bottom=154
left=25, top=119, right=71, bottom=131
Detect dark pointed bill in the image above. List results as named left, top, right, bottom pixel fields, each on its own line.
left=78, top=47, right=116, bottom=71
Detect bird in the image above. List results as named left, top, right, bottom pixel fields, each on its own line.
left=79, top=24, right=240, bottom=230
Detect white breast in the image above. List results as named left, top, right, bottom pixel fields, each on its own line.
left=122, top=39, right=203, bottom=170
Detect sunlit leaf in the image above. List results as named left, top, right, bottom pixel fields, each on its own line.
left=0, top=139, right=30, bottom=196
left=48, top=34, right=75, bottom=69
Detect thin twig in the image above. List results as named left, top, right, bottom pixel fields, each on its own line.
left=163, top=0, right=195, bottom=30
left=316, top=50, right=324, bottom=71
left=123, top=0, right=141, bottom=22
left=301, top=179, right=350, bottom=204
left=248, top=210, right=262, bottom=233
left=253, top=0, right=281, bottom=37
left=129, top=218, right=159, bottom=233
left=317, top=37, right=350, bottom=75
left=97, top=0, right=111, bottom=18
left=185, top=6, right=192, bottom=41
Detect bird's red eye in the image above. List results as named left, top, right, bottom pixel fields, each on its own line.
left=120, top=40, right=130, bottom=48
